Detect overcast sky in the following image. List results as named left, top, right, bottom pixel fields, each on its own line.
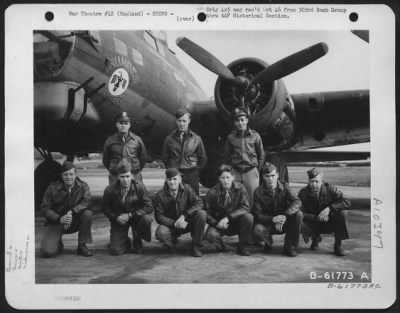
left=166, top=30, right=370, bottom=151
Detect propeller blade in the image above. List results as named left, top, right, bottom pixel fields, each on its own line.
left=176, top=37, right=236, bottom=81
left=250, top=42, right=329, bottom=87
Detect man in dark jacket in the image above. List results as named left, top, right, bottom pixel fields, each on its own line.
left=161, top=109, right=208, bottom=195
left=103, top=111, right=148, bottom=185
left=224, top=107, right=264, bottom=206
left=102, top=159, right=153, bottom=255
left=252, top=162, right=303, bottom=257
left=40, top=161, right=93, bottom=258
left=204, top=164, right=254, bottom=256
left=298, top=168, right=350, bottom=256
left=154, top=168, right=206, bottom=257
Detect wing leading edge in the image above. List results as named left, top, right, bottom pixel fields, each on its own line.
left=291, top=89, right=369, bottom=151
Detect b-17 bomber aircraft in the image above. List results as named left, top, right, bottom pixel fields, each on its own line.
left=33, top=30, right=369, bottom=208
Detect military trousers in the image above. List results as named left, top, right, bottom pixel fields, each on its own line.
left=179, top=168, right=200, bottom=195
left=109, top=214, right=153, bottom=255
left=205, top=213, right=254, bottom=245
left=302, top=210, right=350, bottom=243
left=232, top=167, right=259, bottom=207
left=40, top=210, right=93, bottom=258
left=253, top=211, right=303, bottom=250
left=155, top=210, right=206, bottom=247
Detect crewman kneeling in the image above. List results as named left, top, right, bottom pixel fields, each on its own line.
left=102, top=159, right=153, bottom=255
left=154, top=168, right=206, bottom=257
left=40, top=161, right=93, bottom=258
left=204, top=164, right=253, bottom=256
left=298, top=168, right=350, bottom=256
left=252, top=162, right=303, bottom=257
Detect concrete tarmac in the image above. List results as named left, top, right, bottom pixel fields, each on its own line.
left=35, top=166, right=371, bottom=284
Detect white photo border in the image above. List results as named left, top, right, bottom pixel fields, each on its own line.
left=4, top=3, right=396, bottom=309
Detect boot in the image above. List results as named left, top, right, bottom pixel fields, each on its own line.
left=334, top=241, right=345, bottom=256
left=58, top=240, right=64, bottom=254
left=191, top=243, right=203, bottom=257
left=236, top=244, right=251, bottom=256
left=263, top=242, right=273, bottom=253
left=216, top=237, right=226, bottom=252
left=77, top=244, right=93, bottom=257
left=310, top=235, right=322, bottom=250
left=133, top=237, right=144, bottom=254
left=283, top=246, right=297, bottom=257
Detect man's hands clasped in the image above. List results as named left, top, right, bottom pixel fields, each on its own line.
left=272, top=215, right=286, bottom=232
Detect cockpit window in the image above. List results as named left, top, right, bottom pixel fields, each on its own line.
left=113, top=36, right=128, bottom=56
left=143, top=31, right=158, bottom=52
left=89, top=31, right=102, bottom=45
left=157, top=41, right=166, bottom=57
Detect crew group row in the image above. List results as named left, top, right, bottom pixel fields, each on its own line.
left=39, top=108, right=350, bottom=258
left=40, top=159, right=350, bottom=258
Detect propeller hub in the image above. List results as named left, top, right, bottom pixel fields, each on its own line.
left=246, top=84, right=260, bottom=102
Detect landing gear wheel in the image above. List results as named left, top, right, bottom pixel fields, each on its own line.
left=34, top=160, right=62, bottom=210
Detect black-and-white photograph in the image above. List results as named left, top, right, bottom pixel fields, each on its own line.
left=4, top=3, right=396, bottom=310
left=33, top=29, right=371, bottom=283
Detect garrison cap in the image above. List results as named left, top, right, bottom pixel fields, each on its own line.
left=307, top=168, right=321, bottom=179
left=117, top=159, right=132, bottom=174
left=115, top=111, right=131, bottom=123
left=165, top=168, right=182, bottom=179
left=61, top=161, right=76, bottom=173
left=231, top=107, right=249, bottom=120
left=261, top=162, right=277, bottom=175
left=175, top=108, right=190, bottom=119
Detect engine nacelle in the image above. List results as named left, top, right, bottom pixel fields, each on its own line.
left=214, top=58, right=296, bottom=150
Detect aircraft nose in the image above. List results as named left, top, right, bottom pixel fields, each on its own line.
left=34, top=31, right=74, bottom=79
left=35, top=41, right=61, bottom=63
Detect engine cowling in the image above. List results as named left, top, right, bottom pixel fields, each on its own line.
left=214, top=58, right=296, bottom=150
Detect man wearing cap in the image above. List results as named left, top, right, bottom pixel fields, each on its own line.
left=224, top=107, right=264, bottom=206
left=252, top=162, right=303, bottom=257
left=204, top=164, right=254, bottom=256
left=103, top=111, right=148, bottom=185
left=154, top=168, right=206, bottom=257
left=102, top=159, right=153, bottom=255
left=40, top=161, right=93, bottom=257
left=161, top=108, right=208, bottom=195
left=298, top=168, right=350, bottom=256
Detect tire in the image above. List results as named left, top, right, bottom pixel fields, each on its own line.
left=34, top=160, right=62, bottom=210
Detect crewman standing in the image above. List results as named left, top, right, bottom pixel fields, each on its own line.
left=298, top=168, right=350, bottom=256
left=224, top=107, right=264, bottom=206
left=103, top=111, right=148, bottom=185
left=40, top=161, right=93, bottom=258
left=162, top=108, right=208, bottom=195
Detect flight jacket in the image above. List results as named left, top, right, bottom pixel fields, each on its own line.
left=154, top=182, right=204, bottom=227
left=40, top=177, right=91, bottom=223
left=224, top=128, right=265, bottom=173
left=252, top=180, right=301, bottom=224
left=102, top=179, right=153, bottom=223
left=204, top=181, right=250, bottom=226
left=102, top=131, right=148, bottom=175
left=298, top=183, right=351, bottom=222
left=161, top=129, right=208, bottom=170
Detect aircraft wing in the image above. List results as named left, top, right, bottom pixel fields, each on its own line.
left=291, top=89, right=369, bottom=151
left=277, top=150, right=370, bottom=163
